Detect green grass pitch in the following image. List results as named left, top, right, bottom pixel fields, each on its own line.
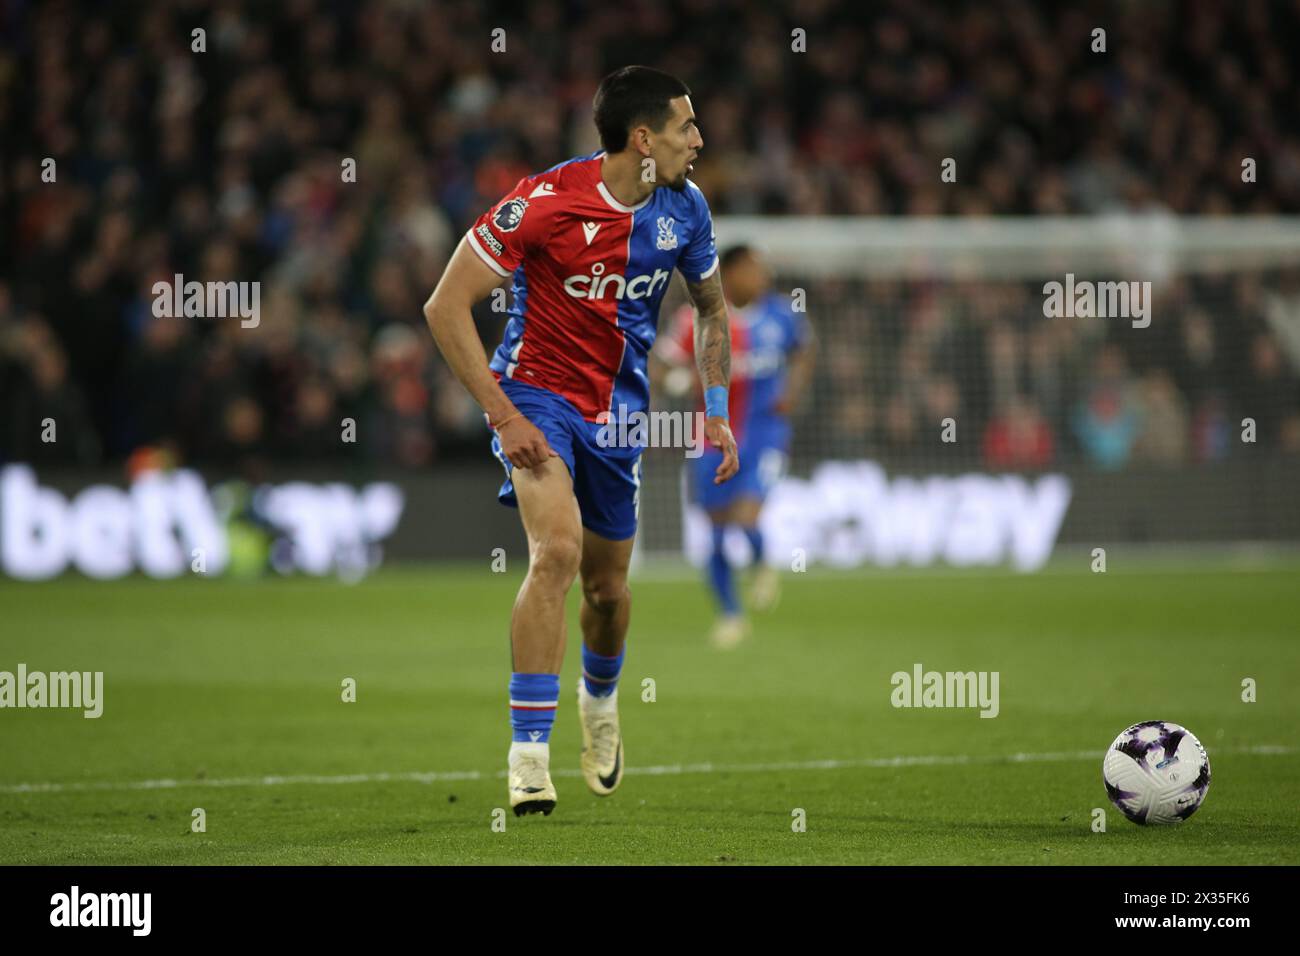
left=1, top=560, right=1297, bottom=865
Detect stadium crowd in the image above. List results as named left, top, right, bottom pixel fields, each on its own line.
left=2, top=0, right=1299, bottom=471
left=807, top=272, right=1300, bottom=468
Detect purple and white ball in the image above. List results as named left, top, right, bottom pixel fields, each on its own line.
left=1102, top=721, right=1211, bottom=825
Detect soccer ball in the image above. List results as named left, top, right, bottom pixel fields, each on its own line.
left=1102, top=721, right=1211, bottom=825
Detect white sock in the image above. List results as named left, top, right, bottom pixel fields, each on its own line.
left=580, top=683, right=619, bottom=714
left=509, top=741, right=549, bottom=764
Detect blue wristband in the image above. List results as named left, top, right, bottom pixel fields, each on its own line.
left=704, top=385, right=729, bottom=420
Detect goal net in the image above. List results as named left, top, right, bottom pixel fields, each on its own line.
left=637, top=215, right=1300, bottom=570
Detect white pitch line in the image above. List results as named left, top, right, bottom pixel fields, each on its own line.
left=1, top=744, right=1294, bottom=796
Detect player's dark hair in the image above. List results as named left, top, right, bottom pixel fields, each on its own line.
left=720, top=245, right=755, bottom=271
left=593, top=66, right=691, bottom=154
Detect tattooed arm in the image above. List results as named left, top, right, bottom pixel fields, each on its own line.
left=684, top=270, right=740, bottom=484
left=687, top=270, right=730, bottom=390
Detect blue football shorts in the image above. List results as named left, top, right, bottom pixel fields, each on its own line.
left=490, top=378, right=642, bottom=541
left=693, top=431, right=788, bottom=513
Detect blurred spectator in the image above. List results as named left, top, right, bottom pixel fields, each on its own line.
left=983, top=396, right=1054, bottom=470
left=1071, top=346, right=1143, bottom=470
left=1131, top=369, right=1189, bottom=465
left=366, top=324, right=436, bottom=468
left=1238, top=334, right=1300, bottom=445
left=1, top=318, right=100, bottom=464
left=1281, top=414, right=1300, bottom=455
left=1191, top=393, right=1234, bottom=463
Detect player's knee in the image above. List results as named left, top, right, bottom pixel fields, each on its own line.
left=582, top=577, right=628, bottom=616
left=529, top=533, right=581, bottom=586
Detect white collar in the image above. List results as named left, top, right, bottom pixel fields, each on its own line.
left=596, top=179, right=651, bottom=213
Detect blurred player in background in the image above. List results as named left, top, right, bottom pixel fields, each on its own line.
left=424, top=66, right=738, bottom=817
left=654, top=246, right=815, bottom=648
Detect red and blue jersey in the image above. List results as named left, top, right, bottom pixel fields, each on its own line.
left=660, top=292, right=811, bottom=447
left=466, top=151, right=718, bottom=423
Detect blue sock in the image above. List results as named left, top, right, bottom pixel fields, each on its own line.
left=742, top=526, right=764, bottom=565
left=707, top=525, right=740, bottom=616
left=509, top=673, right=559, bottom=743
left=582, top=644, right=624, bottom=697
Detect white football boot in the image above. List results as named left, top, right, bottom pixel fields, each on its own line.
left=577, top=678, right=624, bottom=796
left=710, top=614, right=750, bottom=649
left=508, top=742, right=557, bottom=816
